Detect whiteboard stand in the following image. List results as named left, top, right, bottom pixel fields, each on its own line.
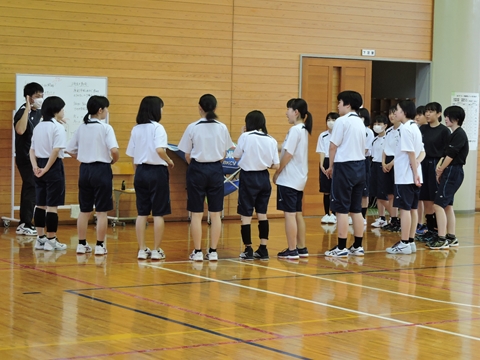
left=2, top=113, right=18, bottom=228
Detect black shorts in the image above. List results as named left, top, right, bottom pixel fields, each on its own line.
left=419, top=157, right=441, bottom=201
left=277, top=185, right=303, bottom=213
left=34, top=158, right=65, bottom=207
left=319, top=157, right=332, bottom=193
left=330, top=160, right=365, bottom=214
left=362, top=157, right=371, bottom=197
left=393, top=184, right=420, bottom=211
left=79, top=162, right=113, bottom=212
left=384, top=155, right=395, bottom=195
left=134, top=164, right=171, bottom=216
left=434, top=165, right=464, bottom=208
left=237, top=169, right=271, bottom=216
left=370, top=162, right=388, bottom=201
left=187, top=159, right=223, bottom=213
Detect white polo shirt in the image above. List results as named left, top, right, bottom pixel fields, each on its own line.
left=394, top=120, right=424, bottom=185
left=383, top=124, right=402, bottom=157
left=365, top=127, right=375, bottom=157
left=31, top=118, right=66, bottom=158
left=371, top=134, right=386, bottom=163
left=233, top=130, right=279, bottom=171
left=67, top=118, right=118, bottom=163
left=178, top=118, right=233, bottom=162
left=330, top=112, right=365, bottom=162
left=276, top=123, right=309, bottom=191
left=316, top=130, right=331, bottom=157
left=126, top=121, right=168, bottom=165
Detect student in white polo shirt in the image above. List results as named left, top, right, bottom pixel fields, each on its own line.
left=324, top=91, right=366, bottom=258
left=317, top=112, right=339, bottom=224
left=381, top=106, right=402, bottom=231
left=66, top=95, right=119, bottom=257
left=126, top=96, right=174, bottom=261
left=386, top=100, right=425, bottom=255
left=233, top=110, right=279, bottom=260
left=29, top=96, right=68, bottom=252
left=273, top=98, right=312, bottom=260
left=178, top=94, right=233, bottom=262
left=358, top=108, right=375, bottom=225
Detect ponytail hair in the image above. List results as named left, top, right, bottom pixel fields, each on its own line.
left=84, top=95, right=110, bottom=123
left=199, top=94, right=218, bottom=121
left=286, top=98, right=312, bottom=135
left=245, top=110, right=268, bottom=134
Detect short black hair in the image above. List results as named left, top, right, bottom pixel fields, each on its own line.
left=245, top=110, right=268, bottom=134
left=425, top=102, right=443, bottom=122
left=84, top=96, right=109, bottom=124
left=358, top=108, right=371, bottom=126
left=374, top=114, right=389, bottom=125
left=337, top=91, right=363, bottom=111
left=444, top=105, right=465, bottom=126
left=388, top=105, right=397, bottom=115
left=326, top=112, right=339, bottom=121
left=23, top=82, right=44, bottom=97
left=416, top=105, right=425, bottom=115
left=41, top=96, right=65, bottom=120
left=397, top=100, right=416, bottom=120
left=136, top=96, right=164, bottom=124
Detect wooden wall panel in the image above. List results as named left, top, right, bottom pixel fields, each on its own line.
left=0, top=0, right=435, bottom=225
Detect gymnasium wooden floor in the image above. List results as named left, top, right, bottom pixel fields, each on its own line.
left=2, top=213, right=480, bottom=359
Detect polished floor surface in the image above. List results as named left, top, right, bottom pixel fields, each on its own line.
left=2, top=213, right=480, bottom=359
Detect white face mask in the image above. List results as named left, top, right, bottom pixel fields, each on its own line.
left=327, top=120, right=335, bottom=130
left=32, top=98, right=44, bottom=109
left=373, top=125, right=384, bottom=134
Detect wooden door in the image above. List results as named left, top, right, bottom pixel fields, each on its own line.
left=301, top=57, right=372, bottom=216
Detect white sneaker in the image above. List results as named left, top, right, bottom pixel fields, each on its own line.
left=137, top=247, right=151, bottom=260
left=348, top=246, right=365, bottom=256
left=363, top=218, right=367, bottom=225
left=325, top=246, right=349, bottom=258
left=151, top=248, right=166, bottom=260
left=16, top=223, right=37, bottom=236
left=329, top=214, right=337, bottom=224
left=206, top=251, right=218, bottom=261
left=410, top=242, right=417, bottom=253
left=34, top=236, right=47, bottom=250
left=44, top=237, right=67, bottom=251
left=95, top=245, right=108, bottom=255
left=348, top=216, right=353, bottom=225
left=189, top=250, right=203, bottom=262
left=371, top=218, right=387, bottom=228
left=321, top=214, right=330, bottom=223
left=386, top=241, right=412, bottom=254
left=76, top=243, right=92, bottom=254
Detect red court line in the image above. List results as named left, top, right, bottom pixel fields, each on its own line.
left=54, top=315, right=480, bottom=359
left=0, top=258, right=281, bottom=337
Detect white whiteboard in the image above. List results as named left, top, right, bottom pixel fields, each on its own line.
left=16, top=74, right=108, bottom=142
left=451, top=92, right=479, bottom=151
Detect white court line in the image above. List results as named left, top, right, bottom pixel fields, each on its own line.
left=227, top=259, right=480, bottom=309
left=145, top=263, right=480, bottom=342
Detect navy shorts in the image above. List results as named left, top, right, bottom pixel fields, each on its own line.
left=420, top=157, right=440, bottom=201
left=384, top=155, right=395, bottom=195
left=277, top=185, right=303, bottom=213
left=393, top=184, right=420, bottom=211
left=319, top=157, right=332, bottom=193
left=134, top=164, right=171, bottom=216
left=187, top=159, right=223, bottom=213
left=370, top=162, right=388, bottom=201
left=362, top=157, right=371, bottom=197
left=330, top=160, right=365, bottom=214
left=237, top=169, right=271, bottom=216
left=434, top=165, right=464, bottom=207
left=79, top=162, right=113, bottom=212
left=34, top=158, right=65, bottom=207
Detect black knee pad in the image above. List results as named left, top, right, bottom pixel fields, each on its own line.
left=46, top=212, right=59, bottom=233
left=34, top=207, right=46, bottom=228
left=258, top=220, right=269, bottom=240
left=241, top=224, right=251, bottom=245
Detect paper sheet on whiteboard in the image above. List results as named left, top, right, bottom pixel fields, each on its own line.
left=451, top=92, right=479, bottom=151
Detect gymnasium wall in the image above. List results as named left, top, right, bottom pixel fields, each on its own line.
left=0, top=0, right=434, bottom=222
